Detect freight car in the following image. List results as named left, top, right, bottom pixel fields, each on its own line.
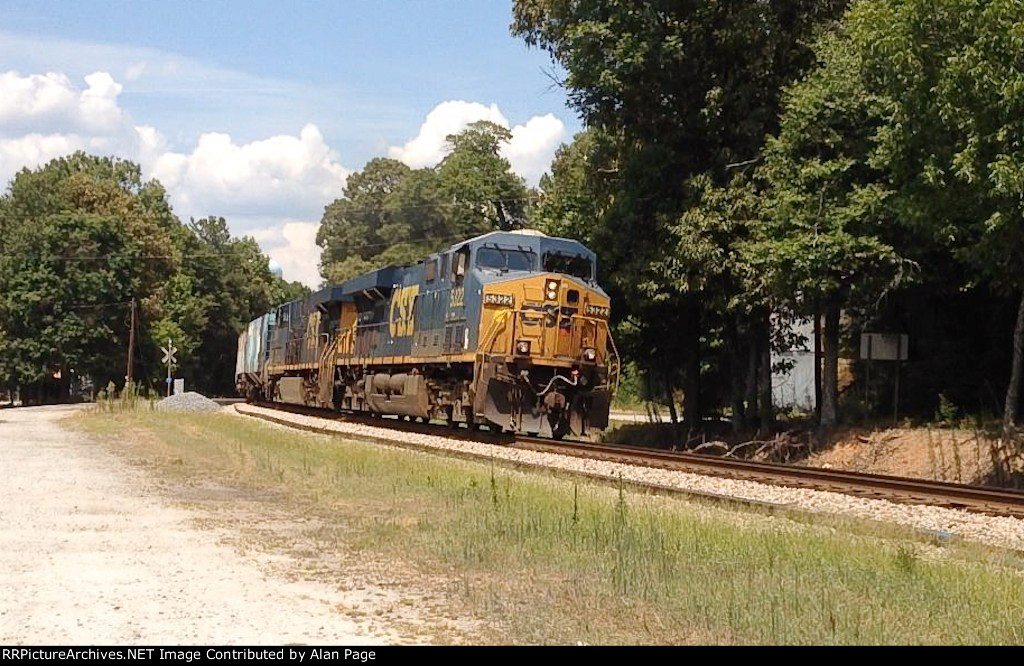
left=235, top=229, right=619, bottom=437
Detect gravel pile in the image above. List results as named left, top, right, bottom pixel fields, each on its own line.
left=233, top=403, right=1024, bottom=551
left=157, top=391, right=222, bottom=413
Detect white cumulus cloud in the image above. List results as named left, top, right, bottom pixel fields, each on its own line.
left=250, top=221, right=323, bottom=289
left=0, top=133, right=85, bottom=183
left=505, top=113, right=568, bottom=186
left=388, top=100, right=566, bottom=185
left=389, top=100, right=507, bottom=168
left=147, top=123, right=349, bottom=222
left=0, top=70, right=124, bottom=136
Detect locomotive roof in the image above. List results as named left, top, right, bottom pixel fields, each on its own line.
left=300, top=230, right=597, bottom=308
left=306, top=265, right=402, bottom=306
left=446, top=229, right=596, bottom=261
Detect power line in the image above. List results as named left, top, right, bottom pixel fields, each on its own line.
left=0, top=192, right=550, bottom=268
left=63, top=301, right=132, bottom=310
left=223, top=194, right=543, bottom=218
left=0, top=226, right=523, bottom=261
left=0, top=192, right=545, bottom=260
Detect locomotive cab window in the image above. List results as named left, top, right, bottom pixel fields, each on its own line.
left=543, top=252, right=593, bottom=280
left=476, top=247, right=536, bottom=273
left=453, top=247, right=469, bottom=286
left=425, top=258, right=437, bottom=282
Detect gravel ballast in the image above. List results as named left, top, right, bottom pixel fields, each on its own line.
left=157, top=391, right=221, bottom=413
left=234, top=403, right=1024, bottom=552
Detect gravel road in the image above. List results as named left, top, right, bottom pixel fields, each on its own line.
left=0, top=405, right=408, bottom=645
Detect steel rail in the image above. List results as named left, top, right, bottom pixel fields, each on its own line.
left=511, top=437, right=1024, bottom=518
left=238, top=400, right=1024, bottom=519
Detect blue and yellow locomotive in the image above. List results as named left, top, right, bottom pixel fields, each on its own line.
left=235, top=230, right=619, bottom=437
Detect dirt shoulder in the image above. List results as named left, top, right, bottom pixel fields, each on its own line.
left=0, top=405, right=458, bottom=645
left=806, top=426, right=1022, bottom=487
left=604, top=416, right=1023, bottom=488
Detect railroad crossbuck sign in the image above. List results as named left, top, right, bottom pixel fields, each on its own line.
left=161, top=343, right=177, bottom=365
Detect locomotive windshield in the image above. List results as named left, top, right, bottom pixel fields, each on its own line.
left=476, top=247, right=536, bottom=272
left=543, top=252, right=593, bottom=280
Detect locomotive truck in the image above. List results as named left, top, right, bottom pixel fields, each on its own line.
left=235, top=229, right=619, bottom=438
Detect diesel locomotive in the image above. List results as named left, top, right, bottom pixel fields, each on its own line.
left=235, top=229, right=619, bottom=437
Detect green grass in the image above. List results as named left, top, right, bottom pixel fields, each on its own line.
left=73, top=410, right=1024, bottom=645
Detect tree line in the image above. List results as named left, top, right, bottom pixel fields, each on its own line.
left=0, top=153, right=308, bottom=402
left=514, top=0, right=1024, bottom=438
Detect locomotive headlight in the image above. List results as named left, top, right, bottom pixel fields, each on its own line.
left=582, top=347, right=597, bottom=362
left=515, top=340, right=532, bottom=355
left=545, top=280, right=559, bottom=300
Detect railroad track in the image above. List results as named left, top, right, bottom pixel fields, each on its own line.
left=239, top=401, right=1024, bottom=519
left=514, top=437, right=1024, bottom=518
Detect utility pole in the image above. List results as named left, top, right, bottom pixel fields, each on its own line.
left=126, top=298, right=137, bottom=386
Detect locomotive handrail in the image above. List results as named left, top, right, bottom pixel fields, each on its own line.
left=337, top=324, right=356, bottom=357
left=478, top=308, right=513, bottom=357
left=318, top=334, right=337, bottom=369
left=596, top=317, right=621, bottom=391
left=315, top=334, right=340, bottom=407
left=477, top=309, right=512, bottom=369
left=566, top=313, right=620, bottom=391
left=473, top=308, right=513, bottom=389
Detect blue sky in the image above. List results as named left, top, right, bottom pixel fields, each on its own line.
left=0, top=1, right=579, bottom=284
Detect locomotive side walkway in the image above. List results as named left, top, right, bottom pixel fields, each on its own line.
left=0, top=405, right=422, bottom=644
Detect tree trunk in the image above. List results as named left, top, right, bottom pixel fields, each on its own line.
left=726, top=316, right=747, bottom=433
left=682, top=298, right=702, bottom=436
left=758, top=311, right=774, bottom=435
left=745, top=334, right=758, bottom=418
left=818, top=303, right=841, bottom=438
left=663, top=373, right=682, bottom=446
left=493, top=201, right=510, bottom=231
left=1003, top=290, right=1024, bottom=437
left=813, top=308, right=822, bottom=420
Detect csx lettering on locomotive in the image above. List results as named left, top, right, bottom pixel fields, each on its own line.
left=388, top=285, right=419, bottom=338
